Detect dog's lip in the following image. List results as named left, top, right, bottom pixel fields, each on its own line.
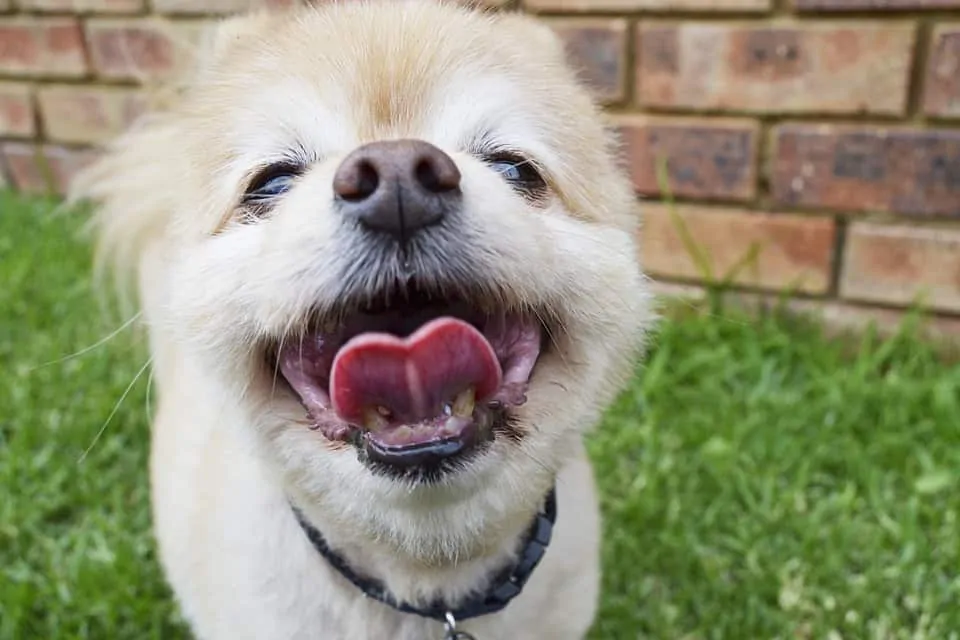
left=273, top=298, right=544, bottom=462
left=358, top=416, right=489, bottom=470
left=365, top=436, right=472, bottom=468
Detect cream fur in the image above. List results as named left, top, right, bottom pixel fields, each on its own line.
left=70, top=1, right=655, bottom=638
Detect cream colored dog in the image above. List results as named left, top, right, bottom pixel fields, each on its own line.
left=72, top=1, right=653, bottom=638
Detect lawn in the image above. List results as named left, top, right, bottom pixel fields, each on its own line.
left=1, top=188, right=958, bottom=640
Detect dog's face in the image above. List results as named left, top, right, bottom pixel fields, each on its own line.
left=81, top=0, right=651, bottom=550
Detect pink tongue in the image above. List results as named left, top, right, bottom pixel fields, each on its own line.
left=330, top=317, right=503, bottom=424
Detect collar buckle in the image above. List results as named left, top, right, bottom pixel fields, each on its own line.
left=443, top=611, right=477, bottom=640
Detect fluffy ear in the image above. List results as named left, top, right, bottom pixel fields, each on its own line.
left=493, top=12, right=568, bottom=64
left=106, top=13, right=277, bottom=114
left=206, top=14, right=268, bottom=59
left=191, top=11, right=276, bottom=81
left=69, top=9, right=288, bottom=318
left=440, top=0, right=507, bottom=14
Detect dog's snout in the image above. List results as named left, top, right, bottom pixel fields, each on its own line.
left=333, top=139, right=461, bottom=241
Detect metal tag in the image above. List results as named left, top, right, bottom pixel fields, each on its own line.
left=443, top=612, right=477, bottom=640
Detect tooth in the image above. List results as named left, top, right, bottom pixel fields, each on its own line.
left=443, top=420, right=462, bottom=436
left=452, top=387, right=475, bottom=418
left=362, top=407, right=388, bottom=431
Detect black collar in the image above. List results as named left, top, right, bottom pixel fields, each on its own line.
left=291, top=488, right=557, bottom=624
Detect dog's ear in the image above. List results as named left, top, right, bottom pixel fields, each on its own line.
left=67, top=13, right=278, bottom=318
left=494, top=13, right=568, bottom=63
left=444, top=0, right=510, bottom=14
left=187, top=10, right=285, bottom=84
left=200, top=13, right=271, bottom=65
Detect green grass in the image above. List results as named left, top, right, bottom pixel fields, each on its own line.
left=1, top=189, right=958, bottom=640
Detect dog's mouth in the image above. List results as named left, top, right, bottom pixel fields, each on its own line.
left=273, top=286, right=546, bottom=475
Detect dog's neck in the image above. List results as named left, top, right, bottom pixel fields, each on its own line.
left=290, top=488, right=556, bottom=624
left=286, top=482, right=557, bottom=617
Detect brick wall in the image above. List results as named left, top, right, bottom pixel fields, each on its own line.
left=1, top=0, right=959, bottom=332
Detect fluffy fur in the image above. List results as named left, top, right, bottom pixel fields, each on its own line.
left=70, top=1, right=655, bottom=638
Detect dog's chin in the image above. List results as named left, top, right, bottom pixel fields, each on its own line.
left=266, top=281, right=551, bottom=484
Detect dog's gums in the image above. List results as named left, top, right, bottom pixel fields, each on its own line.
left=277, top=293, right=543, bottom=468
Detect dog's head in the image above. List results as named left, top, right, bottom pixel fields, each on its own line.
left=75, top=0, right=652, bottom=553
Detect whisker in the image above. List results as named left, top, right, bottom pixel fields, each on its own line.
left=78, top=357, right=153, bottom=465
left=31, top=312, right=142, bottom=372
left=512, top=446, right=553, bottom=478
left=145, top=365, right=155, bottom=424
left=271, top=332, right=288, bottom=402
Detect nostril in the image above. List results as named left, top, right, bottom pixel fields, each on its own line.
left=415, top=155, right=461, bottom=194
left=354, top=161, right=379, bottom=200
left=334, top=158, right=380, bottom=202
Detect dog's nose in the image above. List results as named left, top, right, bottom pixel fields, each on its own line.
left=333, top=139, right=461, bottom=241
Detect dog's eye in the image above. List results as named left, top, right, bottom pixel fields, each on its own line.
left=244, top=163, right=302, bottom=202
left=485, top=153, right=548, bottom=201
left=238, top=163, right=303, bottom=223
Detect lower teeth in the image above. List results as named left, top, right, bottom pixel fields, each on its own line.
left=452, top=388, right=476, bottom=418
left=362, top=408, right=388, bottom=431
left=359, top=388, right=477, bottom=432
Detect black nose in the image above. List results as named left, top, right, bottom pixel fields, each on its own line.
left=333, top=139, right=461, bottom=242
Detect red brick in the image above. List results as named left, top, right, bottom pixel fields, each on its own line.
left=794, top=0, right=960, bottom=9
left=527, top=0, right=769, bottom=12
left=640, top=203, right=836, bottom=294
left=0, top=83, right=34, bottom=138
left=16, top=0, right=144, bottom=12
left=2, top=143, right=49, bottom=194
left=150, top=0, right=294, bottom=14
left=923, top=25, right=960, bottom=119
left=548, top=19, right=628, bottom=104
left=0, top=18, right=87, bottom=78
left=38, top=86, right=148, bottom=145
left=636, top=22, right=915, bottom=115
left=85, top=19, right=206, bottom=81
left=770, top=125, right=960, bottom=218
left=1, top=142, right=99, bottom=196
left=614, top=115, right=758, bottom=202
left=841, top=222, right=960, bottom=313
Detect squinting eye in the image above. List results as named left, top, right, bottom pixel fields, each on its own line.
left=491, top=161, right=524, bottom=182
left=238, top=162, right=304, bottom=223
left=244, top=163, right=302, bottom=203
left=484, top=152, right=548, bottom=202
left=253, top=174, right=296, bottom=198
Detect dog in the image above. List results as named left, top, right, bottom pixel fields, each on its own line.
left=71, top=1, right=654, bottom=637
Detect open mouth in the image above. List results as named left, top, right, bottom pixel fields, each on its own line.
left=274, top=285, right=546, bottom=476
